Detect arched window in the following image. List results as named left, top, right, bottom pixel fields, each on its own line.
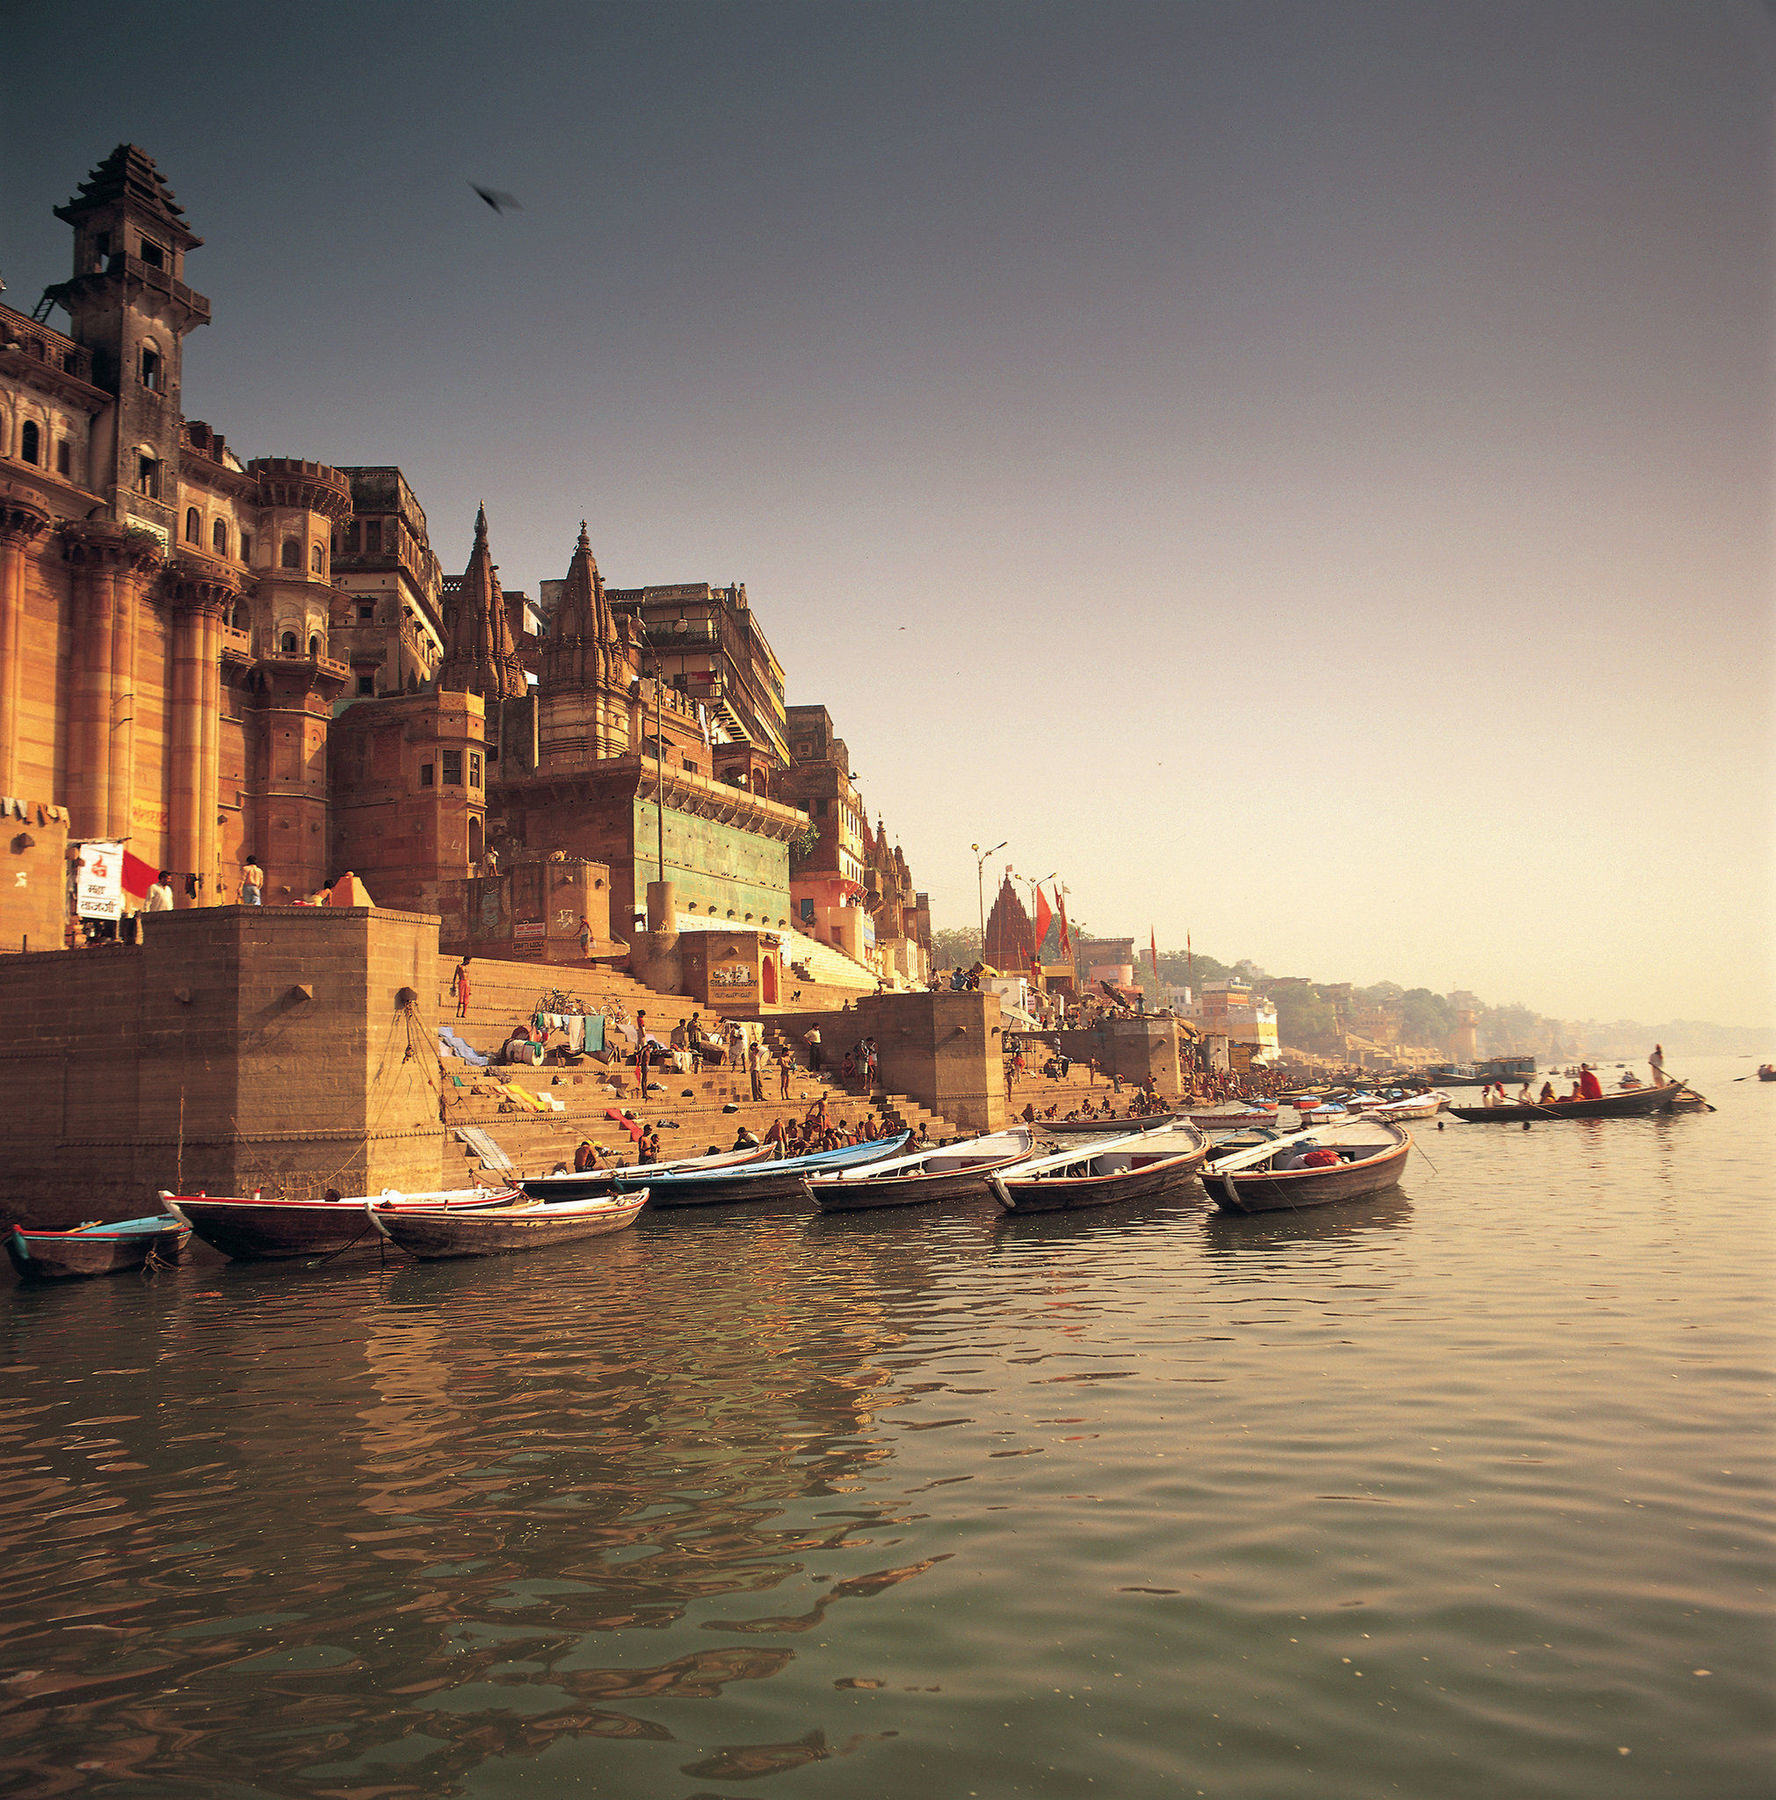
left=240, top=531, right=253, bottom=564
left=310, top=543, right=325, bottom=574
left=139, top=343, right=162, bottom=390
left=308, top=634, right=320, bottom=658
left=184, top=508, right=201, bottom=544
left=468, top=817, right=484, bottom=868
left=280, top=631, right=298, bottom=654
left=20, top=421, right=40, bottom=466
left=280, top=538, right=300, bottom=569
left=212, top=518, right=228, bottom=556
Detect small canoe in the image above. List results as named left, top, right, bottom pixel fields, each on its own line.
left=165, top=1187, right=520, bottom=1261
left=1367, top=1091, right=1447, bottom=1120
left=1042, top=1111, right=1182, bottom=1135
left=369, top=1190, right=647, bottom=1259
left=518, top=1143, right=773, bottom=1203
left=807, top=1127, right=1038, bottom=1212
left=1446, top=1084, right=1685, bottom=1123
left=989, top=1123, right=1209, bottom=1213
left=1186, top=1104, right=1281, bottom=1132
left=1201, top=1120, right=1410, bottom=1214
left=623, top=1133, right=910, bottom=1208
left=7, top=1214, right=189, bottom=1281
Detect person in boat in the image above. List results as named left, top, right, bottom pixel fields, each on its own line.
left=1649, top=1043, right=1666, bottom=1086
left=1517, top=1083, right=1534, bottom=1106
left=732, top=1125, right=761, bottom=1150
left=1578, top=1063, right=1604, bottom=1101
left=916, top=1121, right=930, bottom=1147
left=1539, top=1081, right=1558, bottom=1105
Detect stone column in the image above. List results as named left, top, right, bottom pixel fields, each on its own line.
left=168, top=572, right=234, bottom=904
left=167, top=603, right=202, bottom=890
left=0, top=494, right=51, bottom=798
left=105, top=561, right=145, bottom=843
left=197, top=601, right=223, bottom=900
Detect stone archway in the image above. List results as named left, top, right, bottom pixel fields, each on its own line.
left=760, top=954, right=778, bottom=1006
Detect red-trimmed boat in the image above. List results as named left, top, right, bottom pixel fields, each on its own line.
left=7, top=1213, right=189, bottom=1281
left=1201, top=1120, right=1409, bottom=1214
left=807, top=1127, right=1037, bottom=1212
left=989, top=1123, right=1208, bottom=1214
left=369, top=1189, right=647, bottom=1259
left=1446, top=1083, right=1687, bottom=1123
left=164, top=1186, right=520, bottom=1261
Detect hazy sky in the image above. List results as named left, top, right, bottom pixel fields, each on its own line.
left=7, top=2, right=1771, bottom=1027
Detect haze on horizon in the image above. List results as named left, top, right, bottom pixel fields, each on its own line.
left=6, top=2, right=1770, bottom=1030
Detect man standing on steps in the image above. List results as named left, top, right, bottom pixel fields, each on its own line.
left=778, top=1045, right=793, bottom=1101
left=749, top=1038, right=765, bottom=1103
left=803, top=1024, right=821, bottom=1072
left=453, top=959, right=472, bottom=1020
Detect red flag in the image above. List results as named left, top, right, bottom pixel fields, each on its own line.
left=1033, top=888, right=1053, bottom=959
left=1150, top=927, right=1160, bottom=978
left=1058, top=892, right=1071, bottom=955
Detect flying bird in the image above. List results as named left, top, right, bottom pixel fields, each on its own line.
left=469, top=183, right=522, bottom=215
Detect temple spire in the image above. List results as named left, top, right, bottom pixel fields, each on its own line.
left=438, top=503, right=526, bottom=700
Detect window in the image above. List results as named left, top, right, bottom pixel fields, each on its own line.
left=20, top=421, right=40, bottom=465
left=140, top=345, right=162, bottom=389
left=280, top=631, right=298, bottom=654
left=419, top=762, right=434, bottom=788
left=138, top=239, right=165, bottom=269
left=308, top=635, right=320, bottom=657
left=356, top=602, right=374, bottom=622
left=356, top=674, right=375, bottom=696
left=345, top=521, right=360, bottom=552
left=363, top=520, right=382, bottom=553
left=469, top=753, right=482, bottom=789
left=56, top=440, right=71, bottom=477
left=240, top=531, right=252, bottom=563
left=212, top=518, right=228, bottom=556
left=442, top=749, right=463, bottom=786
left=280, top=538, right=300, bottom=569
left=310, top=544, right=324, bottom=574
left=136, top=454, right=159, bottom=498
left=185, top=508, right=201, bottom=544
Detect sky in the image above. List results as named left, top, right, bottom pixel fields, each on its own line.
left=6, top=1, right=1772, bottom=1028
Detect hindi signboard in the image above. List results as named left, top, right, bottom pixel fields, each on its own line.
left=76, top=841, right=125, bottom=920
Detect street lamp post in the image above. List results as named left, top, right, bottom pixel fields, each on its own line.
left=971, top=840, right=1007, bottom=965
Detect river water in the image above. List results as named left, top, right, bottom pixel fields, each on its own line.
left=1, top=1056, right=1769, bottom=1799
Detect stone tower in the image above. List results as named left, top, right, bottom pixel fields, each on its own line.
left=437, top=504, right=526, bottom=702
left=538, top=522, right=635, bottom=764
left=44, top=146, right=211, bottom=542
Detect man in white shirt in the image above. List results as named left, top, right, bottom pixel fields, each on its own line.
left=146, top=871, right=175, bottom=912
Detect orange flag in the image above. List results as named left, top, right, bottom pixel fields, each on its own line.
left=1058, top=892, right=1072, bottom=955
left=1149, top=927, right=1159, bottom=977
left=1033, top=888, right=1053, bottom=959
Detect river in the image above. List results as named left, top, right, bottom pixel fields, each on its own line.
left=1, top=1055, right=1769, bottom=1798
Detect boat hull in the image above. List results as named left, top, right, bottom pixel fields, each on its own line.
left=1042, top=1112, right=1181, bottom=1135
left=1447, top=1085, right=1683, bottom=1123
left=1202, top=1138, right=1409, bottom=1214
left=372, top=1194, right=646, bottom=1259
left=991, top=1146, right=1208, bottom=1213
left=634, top=1134, right=910, bottom=1208
left=168, top=1190, right=514, bottom=1260
left=7, top=1219, right=188, bottom=1281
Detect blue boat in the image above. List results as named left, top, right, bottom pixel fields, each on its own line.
left=7, top=1214, right=190, bottom=1281
left=620, top=1133, right=911, bottom=1207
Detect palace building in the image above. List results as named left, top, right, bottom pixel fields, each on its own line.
left=0, top=145, right=931, bottom=984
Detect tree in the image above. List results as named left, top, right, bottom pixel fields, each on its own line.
left=930, top=926, right=981, bottom=970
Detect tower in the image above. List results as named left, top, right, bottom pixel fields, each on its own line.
left=44, top=146, right=211, bottom=540
left=537, top=521, right=635, bottom=764
left=437, top=505, right=527, bottom=704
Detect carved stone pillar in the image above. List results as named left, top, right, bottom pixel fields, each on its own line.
left=0, top=490, right=52, bottom=798
left=62, top=522, right=162, bottom=842
left=168, top=561, right=238, bottom=903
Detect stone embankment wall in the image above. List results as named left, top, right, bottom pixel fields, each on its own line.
left=0, top=906, right=442, bottom=1227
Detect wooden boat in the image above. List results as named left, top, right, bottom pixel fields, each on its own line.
left=1297, top=1101, right=1350, bottom=1124
left=518, top=1142, right=773, bottom=1202
left=1758, top=1064, right=1775, bottom=1082
left=1042, top=1110, right=1181, bottom=1135
left=1367, top=1091, right=1447, bottom=1120
left=1446, top=1083, right=1685, bottom=1123
left=164, top=1186, right=520, bottom=1260
left=989, top=1123, right=1209, bottom=1214
left=807, top=1127, right=1037, bottom=1212
left=1201, top=1120, right=1410, bottom=1214
left=625, top=1133, right=910, bottom=1208
left=369, top=1189, right=647, bottom=1259
left=1185, top=1103, right=1280, bottom=1132
left=7, top=1213, right=189, bottom=1281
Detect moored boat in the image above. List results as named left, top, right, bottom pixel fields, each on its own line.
left=1366, top=1090, right=1447, bottom=1120
left=1201, top=1120, right=1410, bottom=1214
left=989, top=1123, right=1209, bottom=1214
left=165, top=1186, right=520, bottom=1261
left=625, top=1133, right=910, bottom=1208
left=1185, top=1103, right=1281, bottom=1132
left=807, top=1127, right=1037, bottom=1212
left=1446, top=1083, right=1686, bottom=1123
left=369, top=1189, right=647, bottom=1259
left=518, top=1142, right=773, bottom=1203
left=6, top=1213, right=189, bottom=1281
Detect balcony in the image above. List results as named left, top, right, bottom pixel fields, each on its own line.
left=0, top=309, right=94, bottom=385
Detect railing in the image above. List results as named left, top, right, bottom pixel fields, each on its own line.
left=0, top=309, right=93, bottom=383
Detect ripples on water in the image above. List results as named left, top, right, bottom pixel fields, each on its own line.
left=1, top=1058, right=1770, bottom=1799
